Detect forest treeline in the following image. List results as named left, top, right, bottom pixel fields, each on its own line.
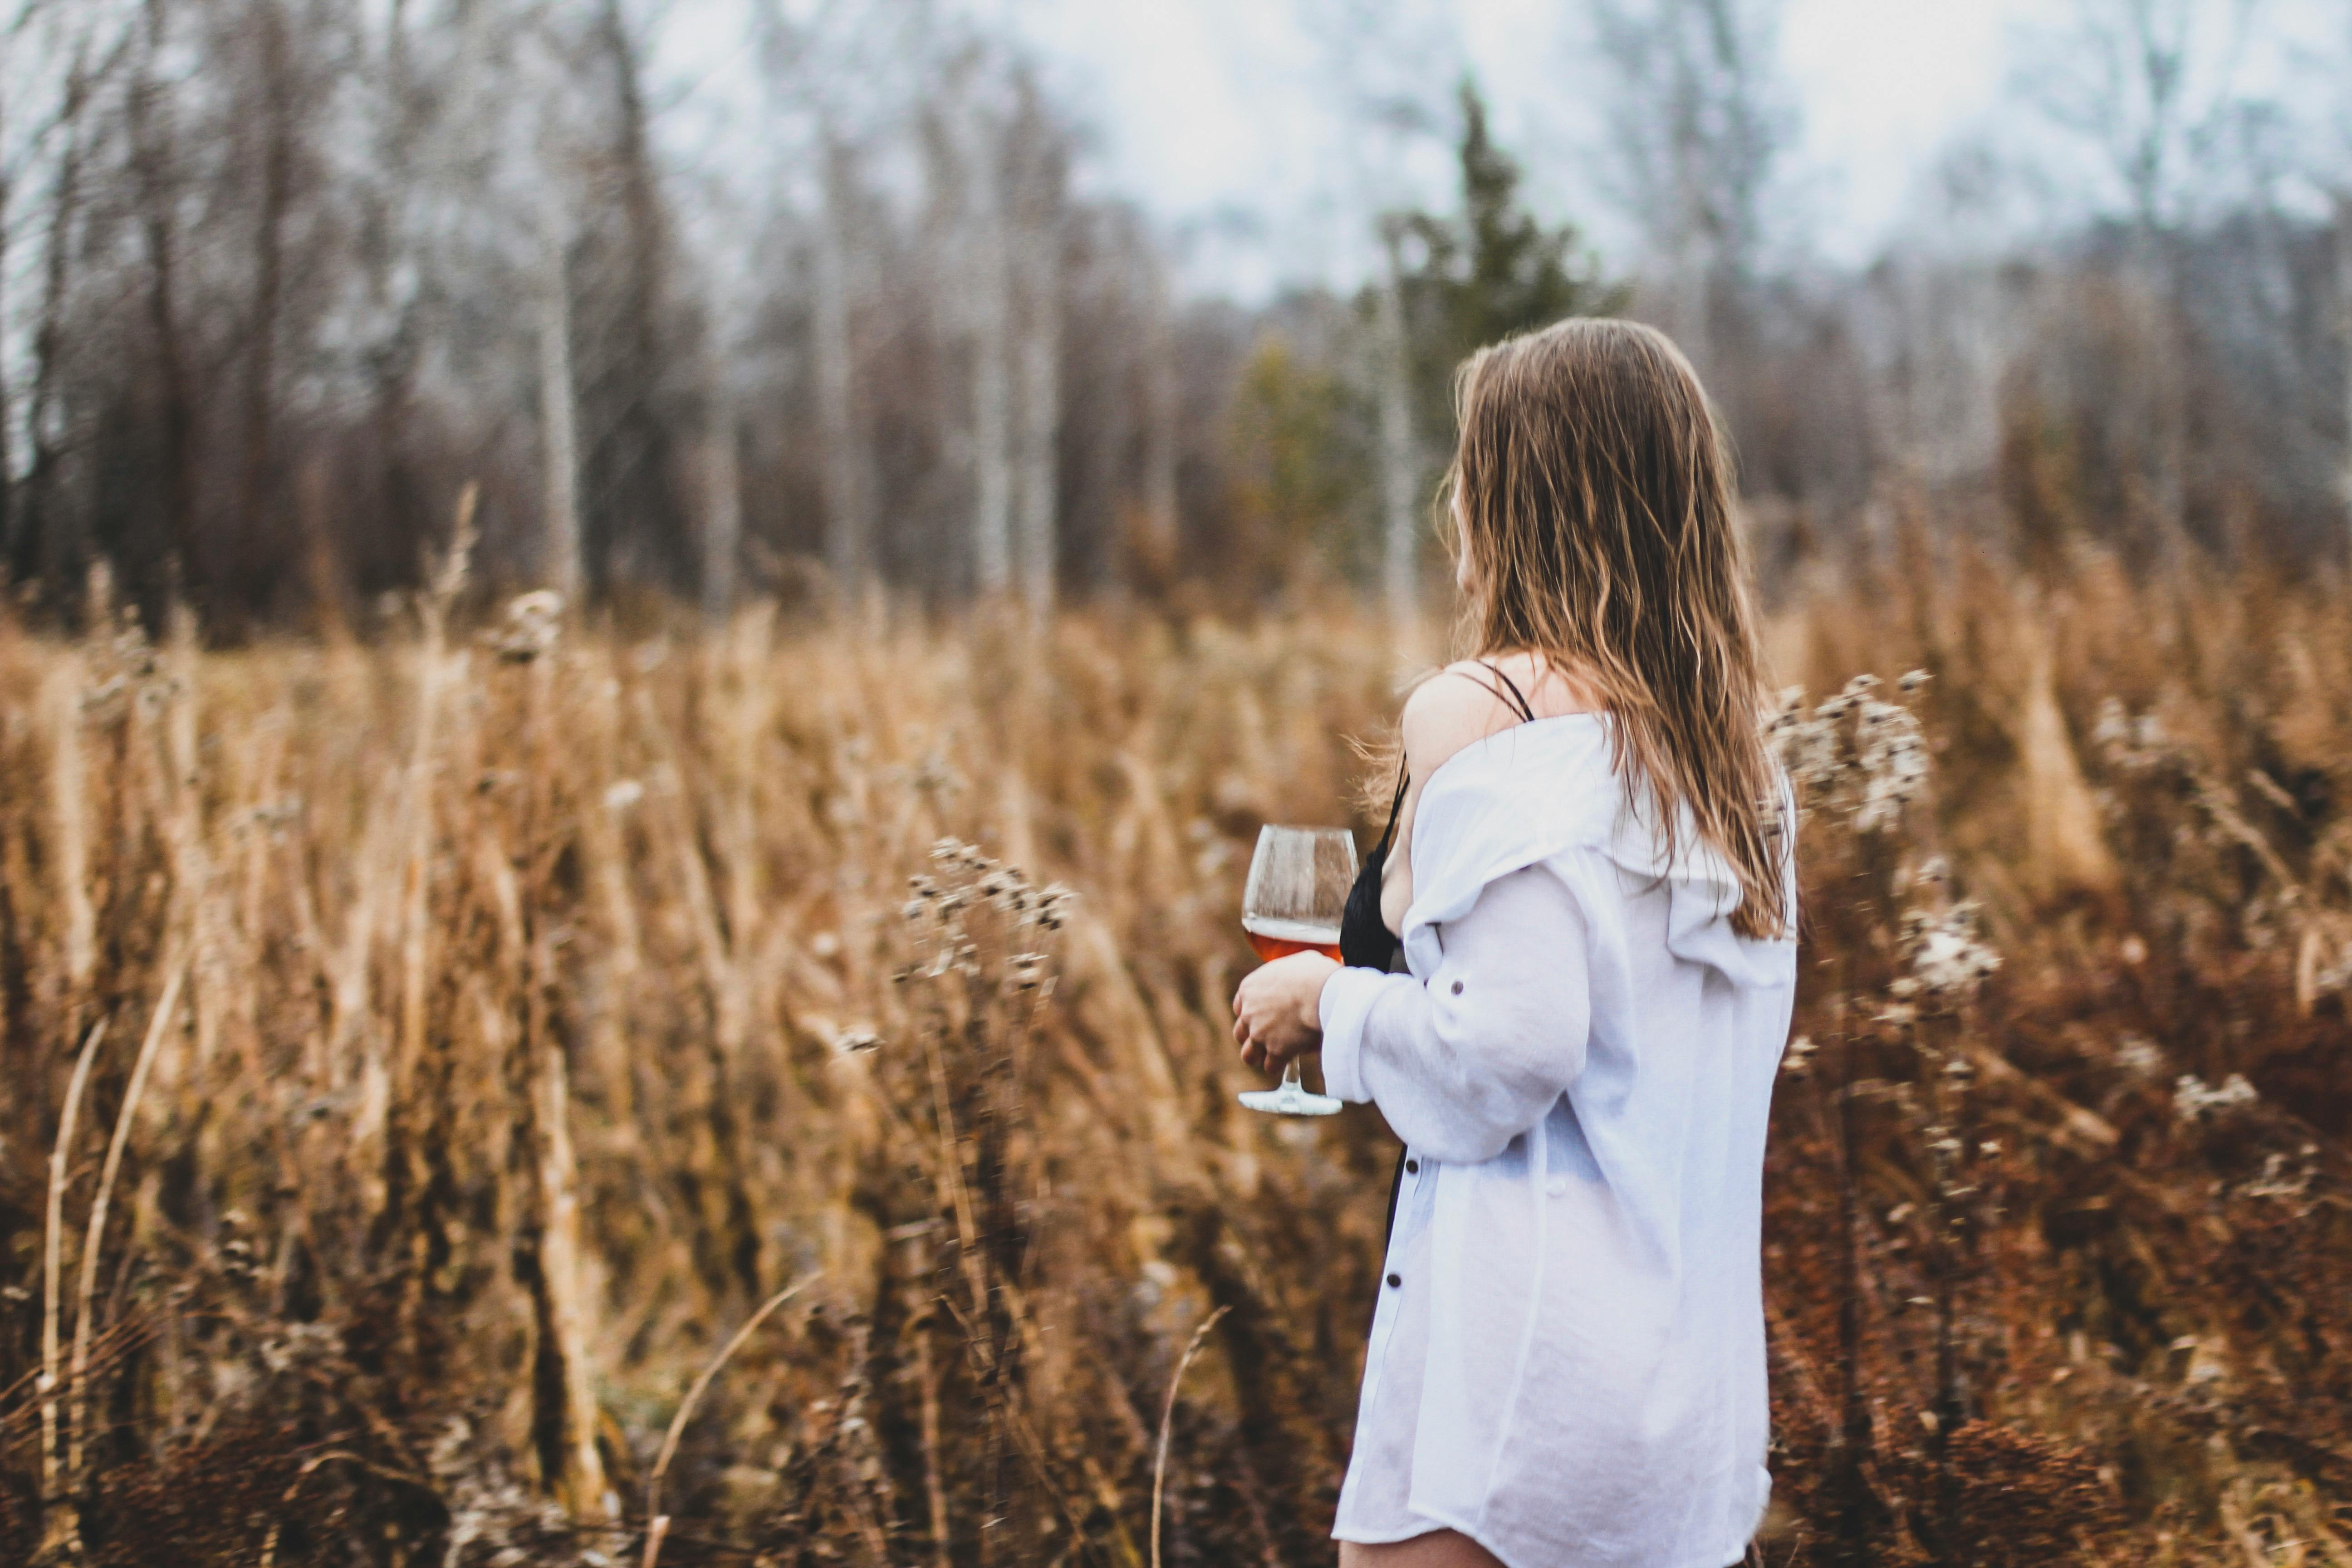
left=2, top=0, right=2348, bottom=635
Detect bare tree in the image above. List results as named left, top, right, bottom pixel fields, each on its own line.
left=1375, top=217, right=1418, bottom=633
left=1592, top=0, right=1795, bottom=375
left=126, top=0, right=201, bottom=599
left=535, top=152, right=583, bottom=603
left=813, top=135, right=873, bottom=603
left=2324, top=18, right=2352, bottom=556
left=1300, top=0, right=1460, bottom=642
left=2337, top=190, right=2352, bottom=552
left=237, top=0, right=297, bottom=587
left=955, top=72, right=1015, bottom=599
left=1009, top=74, right=1065, bottom=616
left=1139, top=252, right=1181, bottom=566
left=2019, top=0, right=2263, bottom=235
left=2015, top=0, right=2267, bottom=552
left=10, top=12, right=122, bottom=588
left=699, top=348, right=742, bottom=622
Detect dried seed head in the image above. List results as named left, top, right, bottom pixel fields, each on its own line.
left=2173, top=1072, right=2257, bottom=1122
left=1905, top=903, right=2001, bottom=996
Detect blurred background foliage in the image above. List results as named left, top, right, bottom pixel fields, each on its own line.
left=0, top=0, right=2345, bottom=634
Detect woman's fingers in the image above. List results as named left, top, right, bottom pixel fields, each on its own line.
left=1234, top=1000, right=1275, bottom=1074
left=1230, top=969, right=1298, bottom=1074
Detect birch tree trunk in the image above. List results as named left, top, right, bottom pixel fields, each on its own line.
left=1376, top=223, right=1420, bottom=639
left=1088, top=223, right=1136, bottom=591
left=537, top=189, right=583, bottom=604
left=1013, top=181, right=1059, bottom=616
left=815, top=139, right=871, bottom=604
left=1140, top=259, right=1180, bottom=565
left=965, top=118, right=1014, bottom=598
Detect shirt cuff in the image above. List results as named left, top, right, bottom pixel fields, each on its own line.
left=1318, top=965, right=1399, bottom=1103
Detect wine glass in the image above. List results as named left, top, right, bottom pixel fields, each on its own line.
left=1238, top=825, right=1352, bottom=1117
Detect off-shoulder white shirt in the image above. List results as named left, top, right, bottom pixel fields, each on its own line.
left=1318, top=713, right=1797, bottom=1568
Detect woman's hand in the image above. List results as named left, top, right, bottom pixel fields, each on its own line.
left=1230, top=951, right=1341, bottom=1074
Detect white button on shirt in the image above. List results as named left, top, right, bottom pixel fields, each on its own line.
left=1317, top=715, right=1797, bottom=1568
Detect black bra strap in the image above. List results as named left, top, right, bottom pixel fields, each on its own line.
left=1372, top=661, right=1539, bottom=855
left=1373, top=758, right=1409, bottom=854
left=1474, top=659, right=1538, bottom=723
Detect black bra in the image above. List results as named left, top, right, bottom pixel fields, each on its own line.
left=1338, top=661, right=1538, bottom=974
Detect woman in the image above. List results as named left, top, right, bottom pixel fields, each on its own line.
left=1230, top=318, right=1797, bottom=1568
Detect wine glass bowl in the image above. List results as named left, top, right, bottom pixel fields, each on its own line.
left=1238, top=825, right=1353, bottom=1117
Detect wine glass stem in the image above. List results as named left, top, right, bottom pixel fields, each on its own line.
left=1281, top=1059, right=1303, bottom=1090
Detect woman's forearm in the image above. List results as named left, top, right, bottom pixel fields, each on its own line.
left=1318, top=862, right=1593, bottom=1164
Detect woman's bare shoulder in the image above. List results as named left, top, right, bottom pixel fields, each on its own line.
left=1399, top=663, right=1529, bottom=782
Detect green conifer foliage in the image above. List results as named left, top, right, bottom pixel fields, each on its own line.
left=1392, top=80, right=1626, bottom=449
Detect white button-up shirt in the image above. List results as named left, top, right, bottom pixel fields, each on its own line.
left=1318, top=714, right=1797, bottom=1568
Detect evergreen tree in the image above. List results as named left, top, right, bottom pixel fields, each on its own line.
left=1397, top=80, right=1624, bottom=433
left=1401, top=82, right=1627, bottom=362
left=1349, top=78, right=1622, bottom=613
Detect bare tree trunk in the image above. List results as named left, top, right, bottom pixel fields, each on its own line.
left=599, top=0, right=674, bottom=594
left=296, top=454, right=349, bottom=641
left=1596, top=0, right=1790, bottom=382
left=700, top=363, right=739, bottom=624
left=1015, top=320, right=1058, bottom=615
left=17, top=38, right=92, bottom=588
left=537, top=191, right=583, bottom=603
left=814, top=138, right=871, bottom=604
left=966, top=118, right=1014, bottom=598
left=0, top=88, right=13, bottom=571
left=1376, top=222, right=1420, bottom=639
left=130, top=0, right=201, bottom=604
left=2337, top=192, right=2352, bottom=564
left=1140, top=257, right=1180, bottom=567
left=1013, top=184, right=1059, bottom=617
left=2138, top=229, right=2189, bottom=562
left=240, top=0, right=294, bottom=600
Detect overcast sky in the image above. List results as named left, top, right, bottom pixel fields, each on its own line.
left=657, top=0, right=2347, bottom=303
left=985, top=0, right=2345, bottom=298
left=981, top=0, right=2036, bottom=295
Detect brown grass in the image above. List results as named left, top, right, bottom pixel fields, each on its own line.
left=2, top=539, right=2351, bottom=1565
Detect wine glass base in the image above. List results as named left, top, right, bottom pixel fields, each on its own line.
left=1238, top=1084, right=1343, bottom=1116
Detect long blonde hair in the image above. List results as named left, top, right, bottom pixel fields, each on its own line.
left=1444, top=317, right=1788, bottom=939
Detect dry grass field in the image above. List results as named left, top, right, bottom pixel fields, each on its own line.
left=5, top=539, right=2352, bottom=1566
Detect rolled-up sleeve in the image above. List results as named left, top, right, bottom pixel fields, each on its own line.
left=1318, top=862, right=1592, bottom=1165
